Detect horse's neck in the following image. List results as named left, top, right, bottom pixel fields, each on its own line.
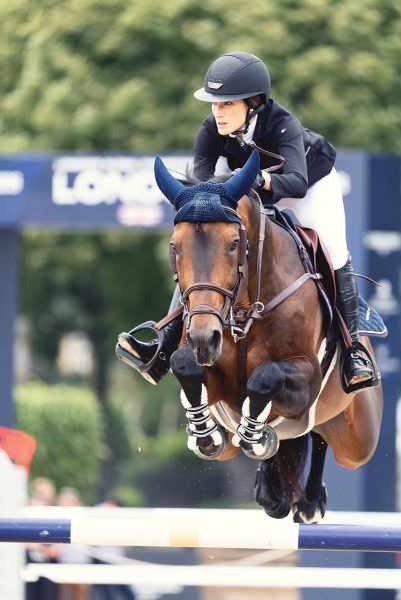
left=239, top=199, right=304, bottom=304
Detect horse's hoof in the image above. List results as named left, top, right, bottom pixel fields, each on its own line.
left=264, top=501, right=291, bottom=520
left=293, top=483, right=328, bottom=523
left=186, top=426, right=229, bottom=461
left=240, top=426, right=280, bottom=460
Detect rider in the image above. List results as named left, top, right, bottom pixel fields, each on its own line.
left=117, top=51, right=374, bottom=391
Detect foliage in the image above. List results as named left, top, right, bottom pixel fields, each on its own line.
left=15, top=381, right=104, bottom=504
left=19, top=230, right=172, bottom=378
left=0, top=0, right=400, bottom=152
left=19, top=226, right=185, bottom=500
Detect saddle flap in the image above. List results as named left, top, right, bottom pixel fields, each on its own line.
left=295, top=225, right=336, bottom=307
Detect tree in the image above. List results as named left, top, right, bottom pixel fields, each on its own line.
left=20, top=229, right=173, bottom=394
left=0, top=0, right=400, bottom=152
left=19, top=229, right=176, bottom=493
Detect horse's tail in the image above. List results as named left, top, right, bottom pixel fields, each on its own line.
left=276, top=434, right=309, bottom=505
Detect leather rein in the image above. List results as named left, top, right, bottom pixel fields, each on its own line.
left=160, top=193, right=322, bottom=343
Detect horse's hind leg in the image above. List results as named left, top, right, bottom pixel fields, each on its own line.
left=315, top=373, right=383, bottom=469
left=293, top=432, right=328, bottom=523
left=170, top=346, right=229, bottom=460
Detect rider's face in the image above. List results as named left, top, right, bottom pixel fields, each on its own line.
left=212, top=100, right=248, bottom=135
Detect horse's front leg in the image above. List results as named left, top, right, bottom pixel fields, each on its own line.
left=233, top=356, right=321, bottom=460
left=170, top=346, right=229, bottom=460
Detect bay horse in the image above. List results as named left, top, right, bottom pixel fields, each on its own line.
left=154, top=150, right=383, bottom=522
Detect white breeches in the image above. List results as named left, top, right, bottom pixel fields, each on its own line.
left=276, top=168, right=348, bottom=270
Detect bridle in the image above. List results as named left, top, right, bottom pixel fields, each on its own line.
left=168, top=192, right=322, bottom=344
left=169, top=206, right=249, bottom=332
left=168, top=196, right=269, bottom=341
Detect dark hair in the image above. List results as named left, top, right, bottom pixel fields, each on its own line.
left=185, top=164, right=231, bottom=185
left=246, top=94, right=264, bottom=109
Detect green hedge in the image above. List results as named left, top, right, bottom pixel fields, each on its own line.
left=16, top=381, right=104, bottom=504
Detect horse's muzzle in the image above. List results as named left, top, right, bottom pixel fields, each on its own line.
left=187, top=325, right=222, bottom=366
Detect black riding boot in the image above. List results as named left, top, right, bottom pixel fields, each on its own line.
left=335, top=256, right=374, bottom=389
left=116, top=286, right=183, bottom=385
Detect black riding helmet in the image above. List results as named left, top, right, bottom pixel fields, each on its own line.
left=194, top=51, right=271, bottom=103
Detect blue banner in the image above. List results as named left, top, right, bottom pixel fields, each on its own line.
left=0, top=154, right=191, bottom=229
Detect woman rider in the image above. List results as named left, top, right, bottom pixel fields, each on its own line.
left=117, top=51, right=374, bottom=391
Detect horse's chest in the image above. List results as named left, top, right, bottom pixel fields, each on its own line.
left=208, top=339, right=338, bottom=441
left=206, top=370, right=245, bottom=415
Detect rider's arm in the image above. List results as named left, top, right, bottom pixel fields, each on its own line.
left=261, top=117, right=309, bottom=203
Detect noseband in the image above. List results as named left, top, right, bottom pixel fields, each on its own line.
left=169, top=201, right=266, bottom=337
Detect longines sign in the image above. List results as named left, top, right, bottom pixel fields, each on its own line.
left=0, top=154, right=189, bottom=228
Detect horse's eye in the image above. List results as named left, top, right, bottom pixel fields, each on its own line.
left=230, top=239, right=239, bottom=252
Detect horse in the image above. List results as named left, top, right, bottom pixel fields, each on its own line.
left=153, top=150, right=383, bottom=522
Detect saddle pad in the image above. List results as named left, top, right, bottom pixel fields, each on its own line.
left=359, top=296, right=388, bottom=337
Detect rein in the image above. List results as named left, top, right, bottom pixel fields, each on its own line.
left=161, top=194, right=322, bottom=343
left=249, top=141, right=286, bottom=173
left=228, top=193, right=322, bottom=342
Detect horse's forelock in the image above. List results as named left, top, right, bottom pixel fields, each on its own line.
left=173, top=168, right=241, bottom=225
left=184, top=165, right=231, bottom=186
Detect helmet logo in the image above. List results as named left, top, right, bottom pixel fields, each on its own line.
left=208, top=81, right=223, bottom=89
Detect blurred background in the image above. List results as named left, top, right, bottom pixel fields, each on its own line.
left=1, top=0, right=401, bottom=510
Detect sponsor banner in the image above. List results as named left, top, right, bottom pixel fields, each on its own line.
left=0, top=154, right=191, bottom=228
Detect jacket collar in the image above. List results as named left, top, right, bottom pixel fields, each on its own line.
left=253, top=100, right=270, bottom=144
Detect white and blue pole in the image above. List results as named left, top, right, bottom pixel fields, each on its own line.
left=1, top=517, right=401, bottom=552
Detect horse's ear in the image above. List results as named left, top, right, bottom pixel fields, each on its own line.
left=224, top=150, right=260, bottom=201
left=154, top=156, right=186, bottom=206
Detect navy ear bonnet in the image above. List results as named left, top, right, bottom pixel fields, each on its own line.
left=174, top=185, right=240, bottom=224
left=154, top=150, right=260, bottom=226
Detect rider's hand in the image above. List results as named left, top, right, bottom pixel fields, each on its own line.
left=231, top=168, right=272, bottom=192
left=253, top=170, right=265, bottom=189
left=251, top=170, right=271, bottom=192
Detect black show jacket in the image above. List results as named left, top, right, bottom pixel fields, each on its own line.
left=193, top=99, right=336, bottom=204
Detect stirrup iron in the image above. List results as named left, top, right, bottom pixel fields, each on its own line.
left=340, top=340, right=381, bottom=393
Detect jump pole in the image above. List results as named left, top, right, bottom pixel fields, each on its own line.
left=1, top=517, right=401, bottom=552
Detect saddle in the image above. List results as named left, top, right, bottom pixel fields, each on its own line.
left=267, top=207, right=335, bottom=322
left=268, top=206, right=386, bottom=392
left=268, top=206, right=386, bottom=331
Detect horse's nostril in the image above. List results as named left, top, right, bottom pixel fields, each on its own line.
left=186, top=327, right=222, bottom=365
left=210, top=329, right=222, bottom=352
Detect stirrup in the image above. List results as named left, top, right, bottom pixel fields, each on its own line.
left=340, top=340, right=381, bottom=394
left=115, top=321, right=166, bottom=385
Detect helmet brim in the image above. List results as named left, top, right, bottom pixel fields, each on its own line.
left=194, top=87, right=251, bottom=103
